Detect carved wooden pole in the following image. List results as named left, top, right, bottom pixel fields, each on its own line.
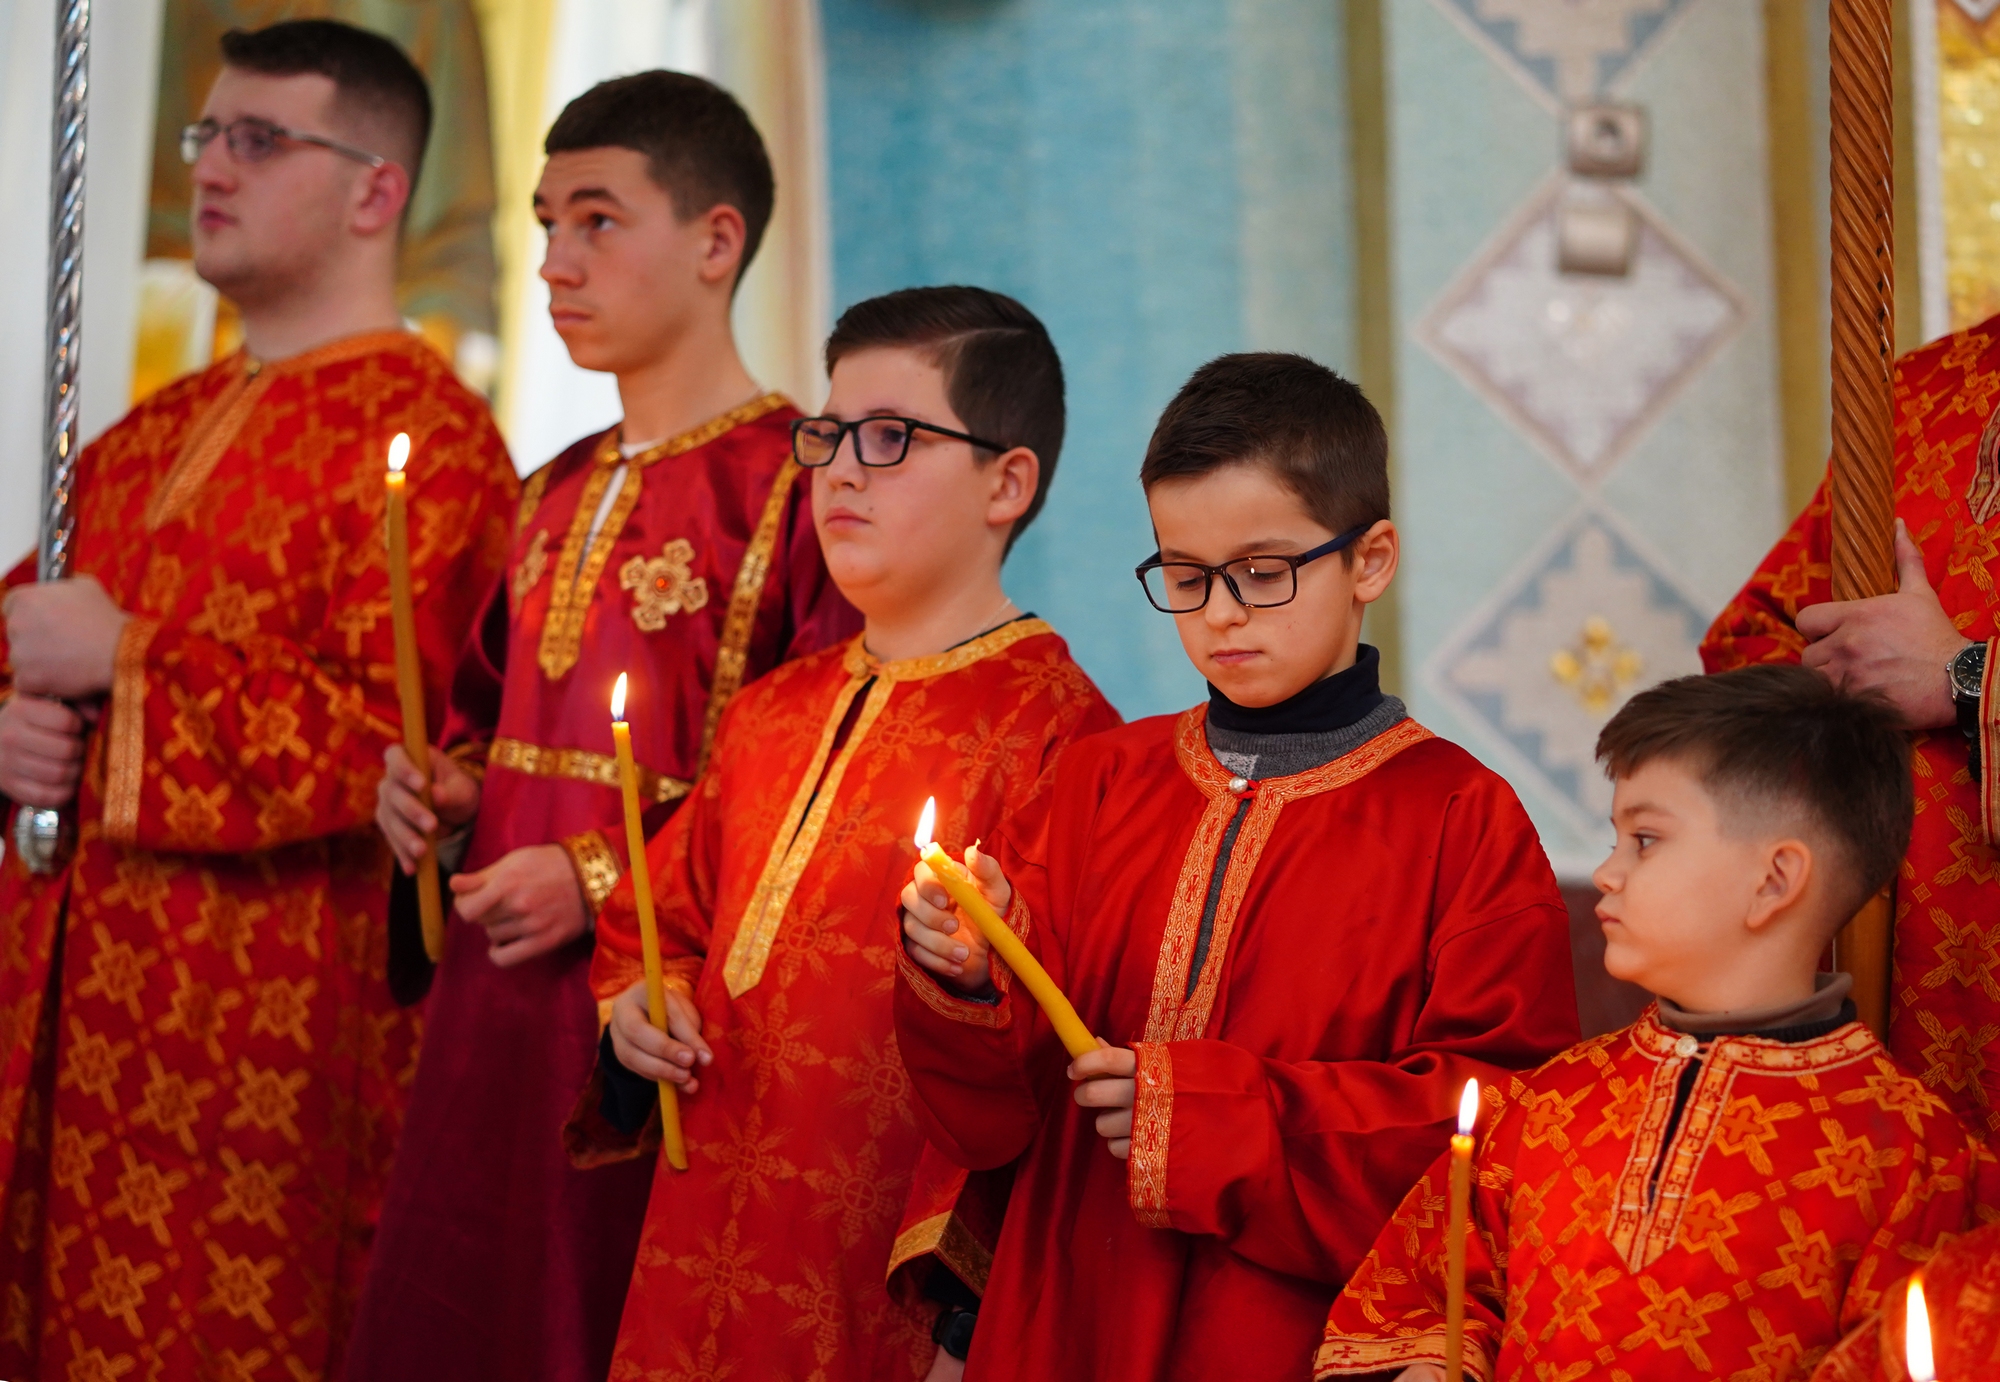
left=1828, top=0, right=1898, bottom=1038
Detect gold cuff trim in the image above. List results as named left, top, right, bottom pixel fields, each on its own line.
left=1313, top=1332, right=1493, bottom=1382
left=1128, top=1041, right=1174, bottom=1229
left=103, top=618, right=159, bottom=846
left=699, top=457, right=799, bottom=776
left=445, top=740, right=490, bottom=781
left=560, top=829, right=623, bottom=916
left=887, top=1211, right=996, bottom=1295
left=488, top=736, right=690, bottom=806
left=1981, top=637, right=1998, bottom=844
left=895, top=946, right=1013, bottom=1029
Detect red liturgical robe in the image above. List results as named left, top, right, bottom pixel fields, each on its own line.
left=348, top=398, right=856, bottom=1382
left=0, top=332, right=517, bottom=1380
left=1317, top=1008, right=2000, bottom=1382
left=894, top=707, right=1579, bottom=1382
left=1704, top=319, right=2000, bottom=1135
left=1812, top=1217, right=2000, bottom=1381
left=573, top=620, right=1118, bottom=1380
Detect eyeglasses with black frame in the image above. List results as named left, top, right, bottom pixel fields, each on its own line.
left=180, top=116, right=388, bottom=169
left=1134, top=523, right=1373, bottom=613
left=791, top=415, right=1008, bottom=469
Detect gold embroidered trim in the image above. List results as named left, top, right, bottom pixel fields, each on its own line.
left=698, top=459, right=799, bottom=775
left=534, top=396, right=788, bottom=681
left=487, top=735, right=691, bottom=806
left=1605, top=1007, right=1887, bottom=1272
left=887, top=1210, right=996, bottom=1294
left=144, top=331, right=419, bottom=532
left=1973, top=406, right=2000, bottom=525
left=841, top=617, right=1054, bottom=684
left=1129, top=1040, right=1175, bottom=1229
left=1313, top=1332, right=1494, bottom=1382
left=102, top=617, right=159, bottom=847
left=515, top=462, right=553, bottom=536
left=445, top=739, right=490, bottom=780
left=1982, top=637, right=1998, bottom=844
left=536, top=456, right=642, bottom=679
left=560, top=829, right=623, bottom=916
left=895, top=947, right=1013, bottom=1029
left=721, top=674, right=894, bottom=996
left=1144, top=709, right=1434, bottom=1041
left=512, top=530, right=550, bottom=609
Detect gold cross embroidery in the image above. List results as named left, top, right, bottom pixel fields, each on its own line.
left=620, top=538, right=709, bottom=631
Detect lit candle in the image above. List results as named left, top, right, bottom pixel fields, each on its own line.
left=610, top=674, right=688, bottom=1171
left=1443, top=1077, right=1479, bottom=1382
left=1906, top=1272, right=1936, bottom=1382
left=384, top=432, right=444, bottom=962
left=913, top=796, right=1096, bottom=1058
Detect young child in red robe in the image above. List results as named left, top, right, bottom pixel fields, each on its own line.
left=896, top=353, right=1580, bottom=1382
left=1317, top=666, right=2000, bottom=1382
left=571, top=287, right=1120, bottom=1381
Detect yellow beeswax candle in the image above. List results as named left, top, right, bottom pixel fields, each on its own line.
left=913, top=796, right=1096, bottom=1059
left=610, top=673, right=687, bottom=1171
left=384, top=433, right=444, bottom=962
left=1444, top=1078, right=1479, bottom=1382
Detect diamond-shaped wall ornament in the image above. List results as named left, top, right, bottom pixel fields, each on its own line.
left=1432, top=0, right=1695, bottom=106
left=1954, top=0, right=2000, bottom=24
left=1417, top=179, right=1744, bottom=484
left=1428, top=509, right=1710, bottom=838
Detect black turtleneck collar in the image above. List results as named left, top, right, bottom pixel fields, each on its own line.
left=1207, top=644, right=1387, bottom=736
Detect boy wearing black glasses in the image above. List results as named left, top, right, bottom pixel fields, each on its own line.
left=574, top=286, right=1119, bottom=1381
left=895, top=353, right=1579, bottom=1382
left=353, top=72, right=856, bottom=1382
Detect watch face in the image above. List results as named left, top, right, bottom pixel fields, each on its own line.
left=1952, top=642, right=1989, bottom=699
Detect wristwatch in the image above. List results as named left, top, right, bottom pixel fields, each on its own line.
left=1949, top=640, right=1988, bottom=784
left=932, top=1305, right=977, bottom=1361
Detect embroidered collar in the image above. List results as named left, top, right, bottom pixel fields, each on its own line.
left=596, top=392, right=790, bottom=470
left=1625, top=1002, right=1879, bottom=1070
left=236, top=327, right=429, bottom=378
left=841, top=618, right=1052, bottom=682
left=1173, top=703, right=1432, bottom=805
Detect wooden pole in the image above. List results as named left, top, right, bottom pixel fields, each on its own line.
left=1828, top=0, right=1899, bottom=1039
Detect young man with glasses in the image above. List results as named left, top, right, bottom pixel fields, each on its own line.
left=351, top=72, right=856, bottom=1382
left=571, top=286, right=1118, bottom=1382
left=0, top=20, right=519, bottom=1381
left=895, top=352, right=1579, bottom=1382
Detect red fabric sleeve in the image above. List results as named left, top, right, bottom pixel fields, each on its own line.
left=590, top=738, right=727, bottom=1006
left=1131, top=798, right=1576, bottom=1284
left=101, top=428, right=514, bottom=855
left=1700, top=480, right=1830, bottom=672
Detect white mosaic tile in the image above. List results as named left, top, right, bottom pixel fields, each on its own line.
left=1417, top=179, right=1744, bottom=484
left=1427, top=508, right=1711, bottom=839
left=1432, top=0, right=1696, bottom=106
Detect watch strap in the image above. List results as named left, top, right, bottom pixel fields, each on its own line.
left=1982, top=638, right=1999, bottom=845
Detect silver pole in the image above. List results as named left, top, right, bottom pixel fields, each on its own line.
left=12, top=0, right=90, bottom=874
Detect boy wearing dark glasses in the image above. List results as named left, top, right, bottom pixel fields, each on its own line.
left=895, top=353, right=1579, bottom=1382
left=575, top=286, right=1118, bottom=1381
left=352, top=72, right=855, bottom=1382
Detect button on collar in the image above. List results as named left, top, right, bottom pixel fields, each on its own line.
left=1674, top=1035, right=1700, bottom=1059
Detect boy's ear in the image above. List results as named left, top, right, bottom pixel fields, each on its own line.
left=1352, top=521, right=1398, bottom=605
left=985, top=446, right=1040, bottom=531
left=1744, top=837, right=1814, bottom=934
left=694, top=203, right=748, bottom=287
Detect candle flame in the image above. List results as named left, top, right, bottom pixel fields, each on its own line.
left=611, top=672, right=628, bottom=722
left=914, top=797, right=937, bottom=851
left=1457, top=1078, right=1480, bottom=1137
left=1906, top=1274, right=1936, bottom=1382
left=386, top=432, right=411, bottom=473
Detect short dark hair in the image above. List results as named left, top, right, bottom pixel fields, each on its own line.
left=824, top=286, right=1065, bottom=553
left=1140, top=353, right=1389, bottom=554
left=219, top=21, right=432, bottom=189
left=545, top=72, right=775, bottom=284
left=1596, top=665, right=1912, bottom=919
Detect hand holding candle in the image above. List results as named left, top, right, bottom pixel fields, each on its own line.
left=610, top=674, right=688, bottom=1171
left=910, top=796, right=1097, bottom=1059
left=384, top=433, right=445, bottom=962
left=1443, top=1077, right=1478, bottom=1382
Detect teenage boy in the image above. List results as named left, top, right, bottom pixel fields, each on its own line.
left=1317, top=666, right=2000, bottom=1382
left=896, top=353, right=1579, bottom=1382
left=0, top=23, right=518, bottom=1379
left=349, top=73, right=855, bottom=1382
left=570, top=287, right=1120, bottom=1380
